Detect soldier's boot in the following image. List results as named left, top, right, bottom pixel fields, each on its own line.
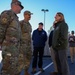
left=25, top=71, right=30, bottom=75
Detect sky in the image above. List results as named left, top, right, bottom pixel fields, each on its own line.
left=0, top=0, right=75, bottom=34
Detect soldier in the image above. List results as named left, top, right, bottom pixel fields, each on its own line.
left=0, top=0, right=24, bottom=75
left=20, top=11, right=33, bottom=75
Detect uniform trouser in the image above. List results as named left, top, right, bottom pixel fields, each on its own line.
left=70, top=47, right=75, bottom=63
left=20, top=44, right=32, bottom=73
left=1, top=53, right=20, bottom=75
left=50, top=47, right=58, bottom=72
left=32, top=47, right=44, bottom=68
left=54, top=49, right=70, bottom=75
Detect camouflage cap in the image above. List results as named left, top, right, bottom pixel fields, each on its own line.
left=24, top=11, right=33, bottom=15
left=11, top=0, right=24, bottom=9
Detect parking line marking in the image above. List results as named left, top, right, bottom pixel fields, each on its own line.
left=34, top=62, right=53, bottom=75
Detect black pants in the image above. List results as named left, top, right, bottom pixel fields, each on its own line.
left=32, top=47, right=44, bottom=68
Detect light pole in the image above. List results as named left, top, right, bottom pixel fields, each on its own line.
left=41, top=9, right=49, bottom=30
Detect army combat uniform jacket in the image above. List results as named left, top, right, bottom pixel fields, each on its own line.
left=0, top=9, right=22, bottom=75
left=20, top=20, right=32, bottom=71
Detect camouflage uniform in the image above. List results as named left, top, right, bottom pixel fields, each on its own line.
left=0, top=10, right=22, bottom=75
left=20, top=20, right=32, bottom=73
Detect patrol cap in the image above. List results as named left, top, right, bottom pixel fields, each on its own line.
left=11, top=0, right=24, bottom=9
left=24, top=11, right=33, bottom=15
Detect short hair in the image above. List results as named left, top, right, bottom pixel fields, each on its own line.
left=71, top=31, right=74, bottom=34
left=39, top=22, right=43, bottom=26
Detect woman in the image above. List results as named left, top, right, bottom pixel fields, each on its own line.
left=69, top=31, right=75, bottom=64
left=48, top=22, right=58, bottom=74
left=52, top=12, right=70, bottom=75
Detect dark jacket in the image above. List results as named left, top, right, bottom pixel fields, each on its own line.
left=32, top=29, right=47, bottom=47
left=52, top=21, right=68, bottom=50
left=48, top=30, right=54, bottom=47
left=69, top=35, right=75, bottom=47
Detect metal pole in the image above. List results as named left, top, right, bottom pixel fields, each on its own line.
left=44, top=11, right=45, bottom=30
left=41, top=9, right=49, bottom=30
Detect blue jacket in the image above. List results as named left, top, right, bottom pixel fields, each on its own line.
left=32, top=29, right=47, bottom=47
